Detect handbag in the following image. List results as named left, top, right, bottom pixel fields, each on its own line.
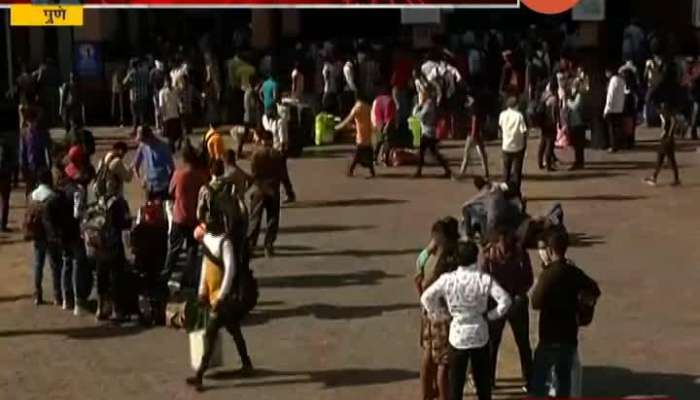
left=188, top=309, right=223, bottom=371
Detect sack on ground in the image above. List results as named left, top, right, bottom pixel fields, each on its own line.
left=389, top=148, right=419, bottom=167
left=315, top=112, right=336, bottom=146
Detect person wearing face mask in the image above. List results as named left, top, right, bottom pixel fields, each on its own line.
left=531, top=230, right=601, bottom=398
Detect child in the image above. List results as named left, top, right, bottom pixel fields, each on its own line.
left=644, top=102, right=681, bottom=186
left=335, top=92, right=375, bottom=178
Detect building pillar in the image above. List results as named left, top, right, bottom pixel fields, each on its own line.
left=280, top=9, right=300, bottom=39
left=251, top=9, right=276, bottom=50
left=29, top=28, right=45, bottom=67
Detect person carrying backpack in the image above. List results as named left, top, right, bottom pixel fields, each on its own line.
left=531, top=230, right=601, bottom=398
left=187, top=159, right=256, bottom=392
left=93, top=142, right=132, bottom=200
left=25, top=169, right=63, bottom=306
left=83, top=192, right=132, bottom=322
left=64, top=117, right=96, bottom=162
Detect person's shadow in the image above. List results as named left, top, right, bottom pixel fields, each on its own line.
left=584, top=366, right=700, bottom=399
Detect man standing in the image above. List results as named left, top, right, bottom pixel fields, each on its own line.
left=132, top=125, right=174, bottom=201
left=59, top=73, right=83, bottom=132
left=247, top=130, right=285, bottom=258
left=162, top=146, right=208, bottom=288
left=531, top=231, right=601, bottom=398
left=336, top=93, right=375, bottom=178
left=414, top=86, right=452, bottom=179
left=603, top=66, right=626, bottom=153
left=322, top=57, right=340, bottom=115
left=111, top=63, right=126, bottom=127
left=499, top=97, right=528, bottom=192
left=20, top=111, right=52, bottom=197
left=150, top=61, right=166, bottom=130
left=260, top=73, right=279, bottom=114
left=159, top=77, right=183, bottom=153
left=262, top=103, right=296, bottom=202
left=124, top=59, right=150, bottom=134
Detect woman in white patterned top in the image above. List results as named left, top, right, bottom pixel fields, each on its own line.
left=421, top=241, right=511, bottom=400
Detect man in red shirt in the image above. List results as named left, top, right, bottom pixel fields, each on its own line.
left=162, top=145, right=209, bottom=287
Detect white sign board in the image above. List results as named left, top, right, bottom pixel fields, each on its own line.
left=572, top=0, right=606, bottom=22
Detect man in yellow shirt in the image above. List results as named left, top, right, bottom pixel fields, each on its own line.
left=204, top=123, right=225, bottom=162
left=336, top=92, right=376, bottom=178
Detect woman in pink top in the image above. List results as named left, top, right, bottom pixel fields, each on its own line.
left=372, top=88, right=397, bottom=164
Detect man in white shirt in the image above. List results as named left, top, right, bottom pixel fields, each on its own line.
left=499, top=97, right=529, bottom=192
left=291, top=62, right=304, bottom=101
left=421, top=241, right=511, bottom=400
left=604, top=67, right=627, bottom=152
left=158, top=77, right=182, bottom=153
left=262, top=103, right=296, bottom=203
left=321, top=58, right=339, bottom=115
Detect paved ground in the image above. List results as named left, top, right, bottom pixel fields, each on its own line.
left=1, top=126, right=699, bottom=400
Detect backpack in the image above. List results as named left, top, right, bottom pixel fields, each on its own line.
left=81, top=200, right=111, bottom=260
left=23, top=200, right=48, bottom=241
left=571, top=261, right=600, bottom=327
left=92, top=155, right=119, bottom=200
left=204, top=181, right=247, bottom=239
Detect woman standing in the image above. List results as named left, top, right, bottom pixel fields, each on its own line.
left=538, top=79, right=559, bottom=171
left=415, top=218, right=460, bottom=400
left=421, top=241, right=511, bottom=400
left=566, top=78, right=587, bottom=170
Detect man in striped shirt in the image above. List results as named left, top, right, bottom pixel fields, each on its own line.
left=123, top=58, right=150, bottom=133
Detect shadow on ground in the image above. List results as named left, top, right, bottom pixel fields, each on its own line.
left=525, top=172, right=623, bottom=182
left=583, top=366, right=700, bottom=399
left=207, top=367, right=419, bottom=389
left=284, top=198, right=407, bottom=209
left=0, top=294, right=32, bottom=303
left=258, top=270, right=401, bottom=289
left=244, top=303, right=416, bottom=326
left=0, top=324, right=146, bottom=340
left=277, top=225, right=375, bottom=234
left=274, top=247, right=422, bottom=259
left=527, top=194, right=647, bottom=202
left=569, top=232, right=606, bottom=248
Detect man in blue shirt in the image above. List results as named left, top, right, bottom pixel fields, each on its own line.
left=259, top=74, right=279, bottom=113
left=132, top=125, right=174, bottom=201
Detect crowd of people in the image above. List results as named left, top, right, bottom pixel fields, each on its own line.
left=0, top=16, right=696, bottom=399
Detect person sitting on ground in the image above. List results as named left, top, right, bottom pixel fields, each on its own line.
left=421, top=240, right=512, bottom=400
left=132, top=125, right=174, bottom=201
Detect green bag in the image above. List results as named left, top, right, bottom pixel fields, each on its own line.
left=408, top=115, right=422, bottom=147
left=315, top=112, right=335, bottom=146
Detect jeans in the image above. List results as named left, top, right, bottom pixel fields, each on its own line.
left=502, top=150, right=525, bottom=192
left=247, top=188, right=281, bottom=248
left=417, top=136, right=451, bottom=176
left=196, top=307, right=252, bottom=378
left=605, top=113, right=623, bottom=151
left=653, top=138, right=680, bottom=183
left=531, top=342, right=577, bottom=397
left=569, top=125, right=586, bottom=167
left=538, top=125, right=556, bottom=168
left=111, top=91, right=125, bottom=125
left=96, top=253, right=127, bottom=316
left=63, top=240, right=91, bottom=306
left=162, top=223, right=198, bottom=286
left=460, top=135, right=489, bottom=177
left=448, top=344, right=491, bottom=400
left=489, top=295, right=533, bottom=388
left=131, top=98, right=148, bottom=130
left=33, top=240, right=63, bottom=300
